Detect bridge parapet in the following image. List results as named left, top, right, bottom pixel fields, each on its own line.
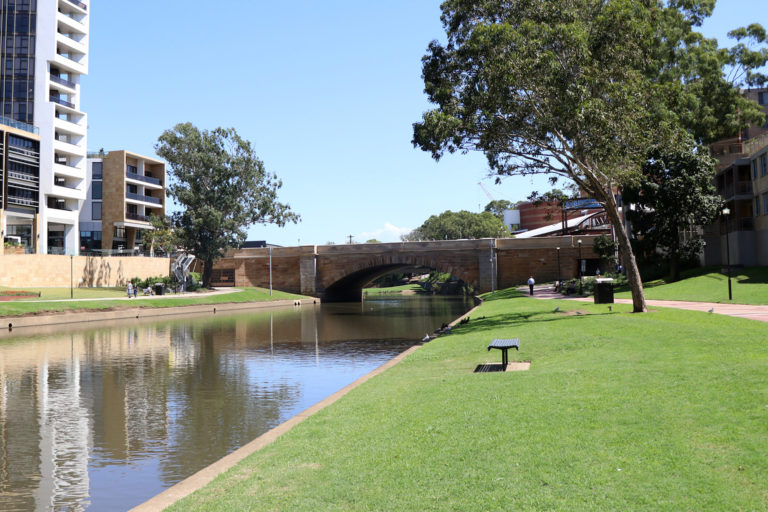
left=212, top=236, right=599, bottom=301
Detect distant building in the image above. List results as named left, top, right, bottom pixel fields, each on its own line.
left=0, top=117, right=41, bottom=254
left=80, top=151, right=166, bottom=254
left=707, top=87, right=768, bottom=266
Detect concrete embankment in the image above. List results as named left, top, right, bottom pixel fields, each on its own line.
left=0, top=298, right=316, bottom=335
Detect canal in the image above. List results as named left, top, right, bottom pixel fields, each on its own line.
left=0, top=295, right=473, bottom=511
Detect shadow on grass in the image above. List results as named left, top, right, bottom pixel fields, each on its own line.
left=449, top=308, right=612, bottom=337
left=481, top=288, right=525, bottom=301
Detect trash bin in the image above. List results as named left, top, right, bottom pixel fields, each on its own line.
left=154, top=283, right=164, bottom=296
left=594, top=278, right=614, bottom=304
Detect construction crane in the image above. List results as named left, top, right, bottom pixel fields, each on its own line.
left=478, top=181, right=496, bottom=201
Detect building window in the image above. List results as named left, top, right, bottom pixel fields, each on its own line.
left=92, top=202, right=101, bottom=220
left=92, top=181, right=102, bottom=200
left=759, top=91, right=767, bottom=105
left=763, top=194, right=768, bottom=216
left=92, top=161, right=102, bottom=179
left=114, top=226, right=126, bottom=239
left=762, top=154, right=768, bottom=177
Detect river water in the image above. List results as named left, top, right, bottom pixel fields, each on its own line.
left=0, top=295, right=473, bottom=511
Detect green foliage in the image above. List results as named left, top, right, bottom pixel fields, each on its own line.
left=623, top=143, right=722, bottom=281
left=155, top=123, right=299, bottom=287
left=143, top=214, right=178, bottom=255
left=483, top=199, right=513, bottom=220
left=403, top=210, right=509, bottom=241
left=412, top=0, right=767, bottom=312
left=593, top=234, right=618, bottom=266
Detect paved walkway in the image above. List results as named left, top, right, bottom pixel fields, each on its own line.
left=521, top=286, right=768, bottom=323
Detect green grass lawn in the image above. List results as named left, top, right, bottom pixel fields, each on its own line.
left=168, top=289, right=768, bottom=511
left=363, top=283, right=424, bottom=295
left=615, top=266, right=768, bottom=304
left=0, top=286, right=127, bottom=300
left=0, top=287, right=305, bottom=317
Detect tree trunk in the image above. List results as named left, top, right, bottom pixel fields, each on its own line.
left=202, top=258, right=214, bottom=289
left=601, top=191, right=647, bottom=313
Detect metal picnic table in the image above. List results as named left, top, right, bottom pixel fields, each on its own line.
left=487, top=338, right=520, bottom=370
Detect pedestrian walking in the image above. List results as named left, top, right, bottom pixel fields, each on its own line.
left=527, top=275, right=535, bottom=296
left=127, top=282, right=133, bottom=298
left=133, top=283, right=138, bottom=298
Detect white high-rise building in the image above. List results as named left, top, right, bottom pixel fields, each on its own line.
left=1, top=0, right=89, bottom=255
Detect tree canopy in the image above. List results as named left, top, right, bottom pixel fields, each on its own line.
left=623, top=142, right=722, bottom=282
left=483, top=199, right=514, bottom=220
left=403, top=210, right=509, bottom=241
left=413, top=0, right=766, bottom=312
left=156, top=123, right=298, bottom=287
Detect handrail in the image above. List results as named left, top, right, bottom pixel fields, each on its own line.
left=0, top=115, right=38, bottom=134
left=50, top=74, right=76, bottom=88
left=63, top=0, right=87, bottom=10
left=50, top=95, right=75, bottom=109
left=126, top=191, right=161, bottom=204
left=126, top=171, right=161, bottom=186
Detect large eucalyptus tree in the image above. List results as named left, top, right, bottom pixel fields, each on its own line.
left=413, top=0, right=766, bottom=312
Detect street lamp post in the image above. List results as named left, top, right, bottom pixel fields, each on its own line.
left=723, top=207, right=732, bottom=301
left=556, top=246, right=561, bottom=291
left=577, top=239, right=583, bottom=295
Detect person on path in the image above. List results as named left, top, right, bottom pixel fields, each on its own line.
left=127, top=282, right=133, bottom=298
left=527, top=276, right=535, bottom=296
left=133, top=283, right=138, bottom=298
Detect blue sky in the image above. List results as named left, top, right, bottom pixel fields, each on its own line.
left=82, top=0, right=767, bottom=246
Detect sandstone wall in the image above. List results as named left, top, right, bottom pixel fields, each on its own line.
left=0, top=255, right=170, bottom=288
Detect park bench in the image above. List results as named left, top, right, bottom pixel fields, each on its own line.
left=487, top=338, right=519, bottom=370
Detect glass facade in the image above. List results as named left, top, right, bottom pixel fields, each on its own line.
left=0, top=0, right=37, bottom=124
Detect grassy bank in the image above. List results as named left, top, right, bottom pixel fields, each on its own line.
left=363, top=284, right=423, bottom=295
left=0, top=287, right=305, bottom=317
left=169, top=289, right=768, bottom=511
left=615, top=266, right=768, bottom=304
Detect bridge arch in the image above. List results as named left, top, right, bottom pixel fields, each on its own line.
left=320, top=257, right=469, bottom=302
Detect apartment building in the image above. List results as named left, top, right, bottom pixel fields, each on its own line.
left=80, top=151, right=166, bottom=254
left=707, top=88, right=768, bottom=266
left=1, top=0, right=89, bottom=255
left=0, top=116, right=40, bottom=254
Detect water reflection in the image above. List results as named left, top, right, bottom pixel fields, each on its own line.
left=0, top=296, right=472, bottom=511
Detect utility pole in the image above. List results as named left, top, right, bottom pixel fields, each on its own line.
left=347, top=235, right=354, bottom=244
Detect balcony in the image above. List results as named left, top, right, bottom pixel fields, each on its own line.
left=50, top=73, right=77, bottom=89
left=50, top=95, right=75, bottom=109
left=126, top=171, right=161, bottom=186
left=0, top=115, right=39, bottom=135
left=126, top=212, right=150, bottom=222
left=720, top=181, right=754, bottom=199
left=8, top=170, right=39, bottom=183
left=8, top=195, right=39, bottom=207
left=63, top=0, right=87, bottom=11
left=126, top=191, right=161, bottom=205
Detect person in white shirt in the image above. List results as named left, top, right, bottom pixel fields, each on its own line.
left=527, top=276, right=535, bottom=295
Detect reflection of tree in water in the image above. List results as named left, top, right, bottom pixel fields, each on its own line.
left=159, top=321, right=301, bottom=483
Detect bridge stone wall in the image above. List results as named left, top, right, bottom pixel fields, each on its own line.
left=212, top=236, right=598, bottom=301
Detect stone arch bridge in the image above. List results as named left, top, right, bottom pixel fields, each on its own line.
left=211, top=236, right=597, bottom=302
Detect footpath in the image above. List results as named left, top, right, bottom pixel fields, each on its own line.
left=523, top=285, right=768, bottom=323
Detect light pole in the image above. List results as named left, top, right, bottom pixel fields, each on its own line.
left=577, top=239, right=583, bottom=295
left=723, top=207, right=732, bottom=301
left=556, top=246, right=561, bottom=291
